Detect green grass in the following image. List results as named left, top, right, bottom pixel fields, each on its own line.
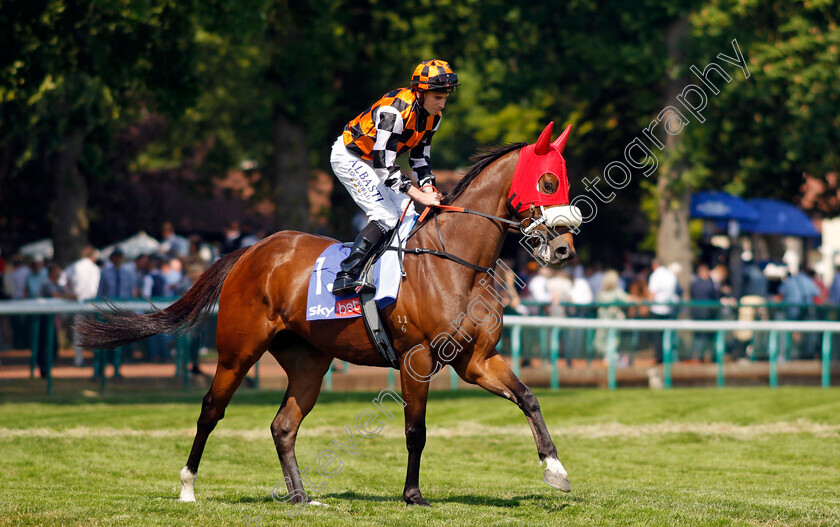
left=1, top=387, right=839, bottom=526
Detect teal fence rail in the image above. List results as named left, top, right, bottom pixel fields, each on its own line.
left=0, top=299, right=226, bottom=395
left=2, top=299, right=839, bottom=394
left=502, top=315, right=840, bottom=390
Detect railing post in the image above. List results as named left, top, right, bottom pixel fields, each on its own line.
left=585, top=328, right=595, bottom=366
left=388, top=368, right=395, bottom=391
left=607, top=328, right=617, bottom=390
left=181, top=334, right=190, bottom=390
left=175, top=335, right=184, bottom=379
left=253, top=359, right=260, bottom=390
left=663, top=329, right=673, bottom=389
left=540, top=327, right=549, bottom=364
left=784, top=330, right=792, bottom=361
left=95, top=348, right=107, bottom=391
left=822, top=331, right=832, bottom=389
left=512, top=325, right=522, bottom=377
left=450, top=367, right=459, bottom=390
left=93, top=350, right=102, bottom=382
left=715, top=330, right=725, bottom=388
left=29, top=316, right=41, bottom=379
left=93, top=314, right=106, bottom=391
left=45, top=316, right=55, bottom=395
left=549, top=327, right=560, bottom=389
left=768, top=330, right=778, bottom=388
left=325, top=360, right=333, bottom=392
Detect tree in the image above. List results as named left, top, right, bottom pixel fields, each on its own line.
left=687, top=0, right=840, bottom=200
left=0, top=0, right=199, bottom=264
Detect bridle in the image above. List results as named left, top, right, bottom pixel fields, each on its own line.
left=383, top=190, right=569, bottom=275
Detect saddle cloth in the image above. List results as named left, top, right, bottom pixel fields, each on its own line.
left=306, top=213, right=418, bottom=321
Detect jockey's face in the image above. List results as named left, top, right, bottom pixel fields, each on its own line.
left=422, top=91, right=449, bottom=115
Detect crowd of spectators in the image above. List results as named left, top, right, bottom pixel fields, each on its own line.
left=513, top=249, right=838, bottom=364
left=0, top=221, right=265, bottom=373
left=2, top=220, right=837, bottom=370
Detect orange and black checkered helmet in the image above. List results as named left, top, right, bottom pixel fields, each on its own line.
left=410, top=60, right=460, bottom=93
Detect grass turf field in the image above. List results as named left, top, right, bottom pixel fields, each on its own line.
left=1, top=387, right=839, bottom=526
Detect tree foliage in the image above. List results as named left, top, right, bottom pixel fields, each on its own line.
left=1, top=0, right=837, bottom=263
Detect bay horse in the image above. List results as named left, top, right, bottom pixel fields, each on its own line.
left=76, top=121, right=580, bottom=507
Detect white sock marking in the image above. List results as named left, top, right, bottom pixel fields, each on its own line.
left=544, top=457, right=567, bottom=477
left=179, top=466, right=197, bottom=502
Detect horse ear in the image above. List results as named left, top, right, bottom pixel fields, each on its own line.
left=534, top=121, right=554, bottom=155
left=552, top=124, right=572, bottom=154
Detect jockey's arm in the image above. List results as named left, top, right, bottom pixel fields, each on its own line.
left=371, top=106, right=441, bottom=206
left=408, top=123, right=438, bottom=190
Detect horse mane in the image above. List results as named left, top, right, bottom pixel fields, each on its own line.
left=441, top=142, right=526, bottom=205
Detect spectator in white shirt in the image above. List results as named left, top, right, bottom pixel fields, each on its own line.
left=648, top=259, right=678, bottom=317
left=67, top=246, right=101, bottom=302
left=527, top=267, right=554, bottom=307
left=570, top=266, right=594, bottom=305
left=546, top=269, right=573, bottom=317
left=647, top=259, right=679, bottom=363
left=68, top=246, right=101, bottom=366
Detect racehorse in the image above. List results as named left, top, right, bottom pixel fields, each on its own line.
left=76, top=121, right=580, bottom=507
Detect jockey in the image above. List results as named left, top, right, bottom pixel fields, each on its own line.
left=330, top=59, right=459, bottom=297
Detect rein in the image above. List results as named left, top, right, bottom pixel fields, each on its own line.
left=387, top=191, right=552, bottom=275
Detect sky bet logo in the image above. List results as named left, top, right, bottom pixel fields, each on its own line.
left=336, top=296, right=362, bottom=317
left=308, top=304, right=335, bottom=318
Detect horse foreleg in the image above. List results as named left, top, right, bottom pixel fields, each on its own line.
left=453, top=351, right=571, bottom=492
left=269, top=346, right=332, bottom=507
left=180, top=352, right=262, bottom=502
left=400, top=360, right=432, bottom=506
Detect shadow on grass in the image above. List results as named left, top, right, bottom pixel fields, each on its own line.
left=320, top=490, right=575, bottom=510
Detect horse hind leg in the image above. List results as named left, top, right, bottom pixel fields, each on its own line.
left=179, top=336, right=268, bottom=502
left=268, top=334, right=332, bottom=508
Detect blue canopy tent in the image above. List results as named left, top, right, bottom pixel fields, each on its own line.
left=690, top=191, right=760, bottom=222
left=739, top=198, right=820, bottom=238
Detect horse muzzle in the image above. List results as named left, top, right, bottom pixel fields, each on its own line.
left=547, top=231, right=576, bottom=266
left=526, top=229, right=576, bottom=267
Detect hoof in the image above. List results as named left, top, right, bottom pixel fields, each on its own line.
left=403, top=490, right=431, bottom=506
left=544, top=469, right=572, bottom=493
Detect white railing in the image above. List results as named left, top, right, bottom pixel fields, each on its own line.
left=0, top=299, right=177, bottom=315
left=2, top=301, right=836, bottom=393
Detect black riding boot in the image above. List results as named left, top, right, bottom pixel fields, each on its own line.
left=332, top=221, right=389, bottom=297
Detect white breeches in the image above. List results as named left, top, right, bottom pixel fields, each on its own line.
left=330, top=136, right=414, bottom=230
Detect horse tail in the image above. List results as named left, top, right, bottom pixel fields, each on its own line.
left=74, top=247, right=249, bottom=350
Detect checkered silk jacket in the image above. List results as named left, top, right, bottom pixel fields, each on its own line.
left=342, top=88, right=440, bottom=193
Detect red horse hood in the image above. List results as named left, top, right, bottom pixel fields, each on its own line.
left=508, top=121, right=572, bottom=213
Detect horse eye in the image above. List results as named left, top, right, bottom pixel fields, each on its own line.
left=538, top=173, right=559, bottom=194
